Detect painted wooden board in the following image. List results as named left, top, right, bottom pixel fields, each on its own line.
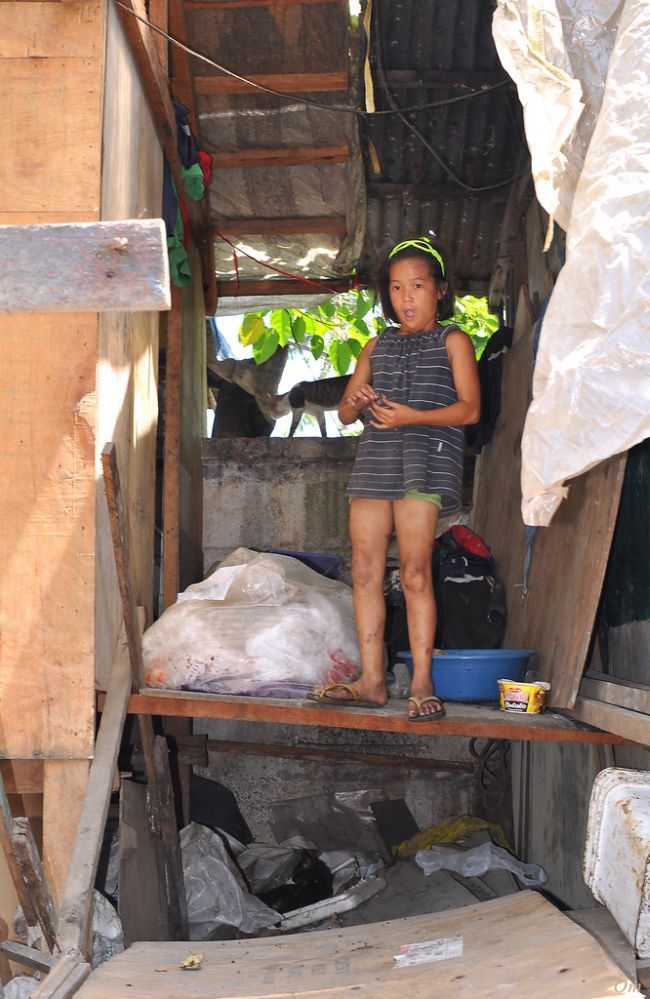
left=105, top=690, right=631, bottom=744
left=471, top=290, right=627, bottom=709
left=0, top=220, right=170, bottom=313
left=76, top=891, right=641, bottom=998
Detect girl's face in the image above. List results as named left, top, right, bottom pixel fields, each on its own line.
left=388, top=256, right=445, bottom=334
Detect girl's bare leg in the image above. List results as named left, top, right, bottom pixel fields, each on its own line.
left=321, top=498, right=393, bottom=704
left=393, top=498, right=441, bottom=718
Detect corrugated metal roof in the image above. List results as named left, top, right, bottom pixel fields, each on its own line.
left=183, top=0, right=527, bottom=299
left=360, top=0, right=528, bottom=294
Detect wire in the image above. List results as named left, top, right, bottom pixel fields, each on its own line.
left=213, top=228, right=355, bottom=294
left=371, top=0, right=528, bottom=193
left=113, top=0, right=513, bottom=119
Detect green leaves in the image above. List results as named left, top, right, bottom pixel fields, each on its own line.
left=240, top=312, right=266, bottom=346
left=234, top=290, right=497, bottom=375
left=329, top=340, right=352, bottom=375
left=253, top=329, right=279, bottom=363
left=449, top=295, right=499, bottom=359
left=310, top=335, right=325, bottom=360
left=237, top=288, right=379, bottom=369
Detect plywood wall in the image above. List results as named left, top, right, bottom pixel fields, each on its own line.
left=0, top=0, right=168, bottom=917
left=0, top=0, right=105, bottom=762
left=95, top=2, right=163, bottom=689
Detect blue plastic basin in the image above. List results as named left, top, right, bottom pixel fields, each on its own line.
left=397, top=648, right=532, bottom=702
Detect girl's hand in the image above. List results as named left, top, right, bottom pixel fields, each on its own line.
left=369, top=396, right=413, bottom=429
left=345, top=382, right=377, bottom=413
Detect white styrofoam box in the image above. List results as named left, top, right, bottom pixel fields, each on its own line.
left=584, top=768, right=650, bottom=958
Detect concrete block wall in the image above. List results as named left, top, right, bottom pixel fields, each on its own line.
left=199, top=437, right=484, bottom=846
left=202, top=438, right=358, bottom=572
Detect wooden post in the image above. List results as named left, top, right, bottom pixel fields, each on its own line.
left=162, top=288, right=183, bottom=610
left=101, top=446, right=147, bottom=690
left=11, top=819, right=58, bottom=953
left=54, top=623, right=137, bottom=956
left=33, top=950, right=91, bottom=998
left=0, top=773, right=58, bottom=951
left=152, top=736, right=188, bottom=939
left=102, top=443, right=188, bottom=939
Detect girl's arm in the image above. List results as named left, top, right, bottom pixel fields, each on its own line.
left=369, top=330, right=480, bottom=429
left=338, top=337, right=379, bottom=425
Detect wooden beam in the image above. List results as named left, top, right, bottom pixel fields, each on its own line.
left=0, top=940, right=56, bottom=974
left=152, top=737, right=188, bottom=940
left=107, top=690, right=630, bottom=744
left=102, top=445, right=188, bottom=940
left=580, top=675, right=650, bottom=715
left=115, top=0, right=216, bottom=313
left=384, top=69, right=505, bottom=89
left=0, top=774, right=44, bottom=938
left=55, top=622, right=136, bottom=955
left=0, top=221, right=170, bottom=313
left=195, top=71, right=348, bottom=95
left=33, top=951, right=91, bottom=998
left=162, top=287, right=183, bottom=611
left=213, top=144, right=350, bottom=169
left=102, top=447, right=147, bottom=690
left=572, top=697, right=650, bottom=747
left=168, top=0, right=199, bottom=140
left=215, top=216, right=346, bottom=236
left=217, top=277, right=353, bottom=297
left=11, top=818, right=58, bottom=953
left=148, top=0, right=169, bottom=72
left=186, top=0, right=345, bottom=7
left=201, top=738, right=475, bottom=773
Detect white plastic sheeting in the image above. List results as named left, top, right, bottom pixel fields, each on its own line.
left=493, top=0, right=650, bottom=525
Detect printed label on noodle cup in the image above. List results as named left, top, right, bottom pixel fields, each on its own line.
left=498, top=679, right=550, bottom=714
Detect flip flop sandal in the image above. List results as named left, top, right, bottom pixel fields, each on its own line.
left=307, top=683, right=383, bottom=709
left=407, top=695, right=446, bottom=722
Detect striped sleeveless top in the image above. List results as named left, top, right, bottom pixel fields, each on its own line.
left=346, top=325, right=464, bottom=515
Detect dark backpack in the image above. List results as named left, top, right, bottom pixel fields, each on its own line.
left=435, top=527, right=506, bottom=649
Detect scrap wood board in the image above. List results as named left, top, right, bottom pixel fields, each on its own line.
left=75, top=891, right=640, bottom=998
left=114, top=689, right=630, bottom=744
left=471, top=290, right=627, bottom=709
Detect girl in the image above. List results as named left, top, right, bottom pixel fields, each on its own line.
left=312, top=236, right=480, bottom=721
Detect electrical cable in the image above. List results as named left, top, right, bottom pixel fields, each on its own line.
left=213, top=228, right=355, bottom=293
left=113, top=0, right=513, bottom=120
left=371, top=0, right=529, bottom=193
left=469, top=738, right=511, bottom=804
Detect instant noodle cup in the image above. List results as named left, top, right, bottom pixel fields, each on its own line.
left=498, top=679, right=550, bottom=714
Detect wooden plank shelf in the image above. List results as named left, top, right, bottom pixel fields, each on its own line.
left=98, top=689, right=632, bottom=744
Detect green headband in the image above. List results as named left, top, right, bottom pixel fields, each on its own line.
left=388, top=237, right=446, bottom=277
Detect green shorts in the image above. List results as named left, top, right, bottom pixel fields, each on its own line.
left=404, top=490, right=442, bottom=509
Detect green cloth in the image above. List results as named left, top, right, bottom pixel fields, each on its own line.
left=167, top=204, right=191, bottom=287
left=181, top=163, right=205, bottom=201
left=404, top=490, right=442, bottom=508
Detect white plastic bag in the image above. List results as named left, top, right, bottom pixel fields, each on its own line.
left=414, top=841, right=547, bottom=887
left=181, top=823, right=280, bottom=939
left=143, top=549, right=360, bottom=697
left=91, top=889, right=124, bottom=968
left=4, top=977, right=39, bottom=999
left=13, top=891, right=123, bottom=970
